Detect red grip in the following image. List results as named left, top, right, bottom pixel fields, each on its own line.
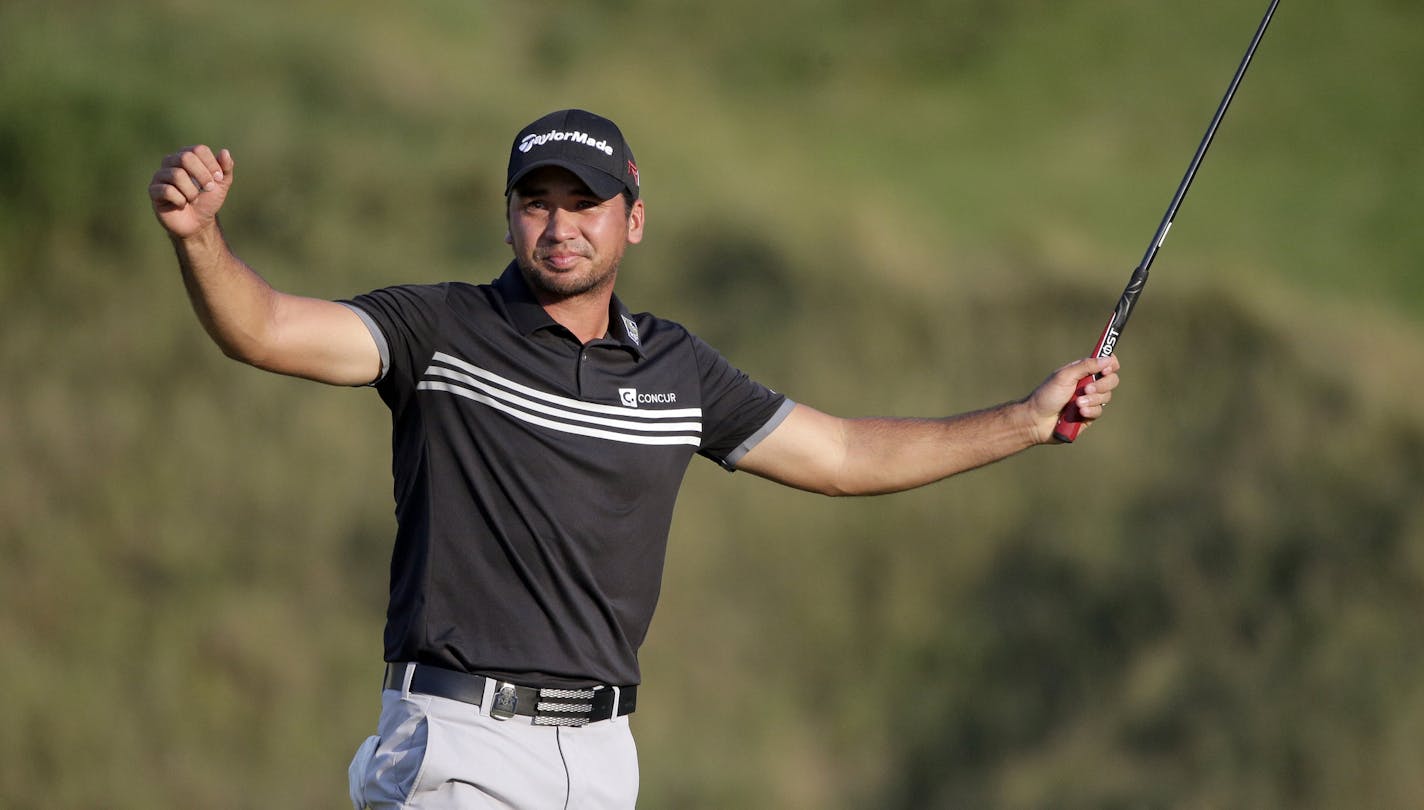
left=1052, top=373, right=1096, bottom=443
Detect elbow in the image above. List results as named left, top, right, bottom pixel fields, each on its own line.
left=213, top=333, right=273, bottom=370
left=811, top=476, right=867, bottom=498
left=814, top=467, right=907, bottom=497
left=210, top=331, right=253, bottom=362
left=217, top=340, right=252, bottom=364
left=822, top=484, right=881, bottom=498
left=811, top=458, right=869, bottom=497
left=205, top=316, right=278, bottom=369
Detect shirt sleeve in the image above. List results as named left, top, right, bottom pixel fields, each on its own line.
left=338, top=302, right=390, bottom=385
left=338, top=284, right=449, bottom=407
left=690, top=333, right=794, bottom=471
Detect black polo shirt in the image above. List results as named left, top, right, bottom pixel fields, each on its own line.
left=342, top=264, right=792, bottom=688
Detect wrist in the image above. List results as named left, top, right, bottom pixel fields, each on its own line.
left=1009, top=397, right=1047, bottom=447
left=170, top=218, right=224, bottom=254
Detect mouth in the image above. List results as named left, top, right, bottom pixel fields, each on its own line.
left=538, top=251, right=587, bottom=271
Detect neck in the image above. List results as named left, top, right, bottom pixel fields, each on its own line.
left=530, top=283, right=616, bottom=345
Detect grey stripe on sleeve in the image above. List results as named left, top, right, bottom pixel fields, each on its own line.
left=722, top=398, right=797, bottom=471
left=339, top=302, right=390, bottom=386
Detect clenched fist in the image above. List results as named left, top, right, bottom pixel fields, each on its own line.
left=148, top=145, right=234, bottom=240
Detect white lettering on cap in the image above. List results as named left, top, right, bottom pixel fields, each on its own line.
left=518, top=130, right=615, bottom=156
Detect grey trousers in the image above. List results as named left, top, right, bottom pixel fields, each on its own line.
left=349, top=683, right=639, bottom=809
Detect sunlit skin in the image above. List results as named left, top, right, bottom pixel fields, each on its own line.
left=505, top=166, right=645, bottom=337
left=148, top=143, right=1121, bottom=500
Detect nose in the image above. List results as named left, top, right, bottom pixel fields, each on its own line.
left=542, top=206, right=579, bottom=242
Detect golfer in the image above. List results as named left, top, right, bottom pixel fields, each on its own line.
left=149, top=109, right=1120, bottom=810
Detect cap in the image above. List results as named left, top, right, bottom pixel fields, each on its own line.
left=505, top=109, right=640, bottom=202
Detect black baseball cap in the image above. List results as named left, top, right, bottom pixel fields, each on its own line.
left=505, top=109, right=640, bottom=202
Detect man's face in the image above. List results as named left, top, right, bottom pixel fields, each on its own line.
left=506, top=166, right=644, bottom=302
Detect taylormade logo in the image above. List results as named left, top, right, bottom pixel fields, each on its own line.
left=519, top=130, right=615, bottom=156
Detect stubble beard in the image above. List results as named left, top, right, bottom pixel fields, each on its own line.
left=516, top=250, right=623, bottom=302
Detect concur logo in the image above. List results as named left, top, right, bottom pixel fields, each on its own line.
left=618, top=388, right=678, bottom=409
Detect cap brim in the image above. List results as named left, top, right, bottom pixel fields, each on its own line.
left=505, top=159, right=627, bottom=202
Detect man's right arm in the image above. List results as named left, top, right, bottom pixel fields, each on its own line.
left=151, top=145, right=380, bottom=386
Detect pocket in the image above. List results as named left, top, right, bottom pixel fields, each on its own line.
left=363, top=696, right=434, bottom=807
left=403, top=712, right=447, bottom=799
left=347, top=735, right=380, bottom=810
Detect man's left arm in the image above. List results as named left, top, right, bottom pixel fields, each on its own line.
left=735, top=355, right=1120, bottom=496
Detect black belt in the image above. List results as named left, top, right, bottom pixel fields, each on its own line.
left=384, top=663, right=636, bottom=727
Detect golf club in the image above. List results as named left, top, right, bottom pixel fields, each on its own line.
left=1053, top=0, right=1281, bottom=443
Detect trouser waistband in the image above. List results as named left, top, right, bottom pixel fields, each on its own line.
left=384, top=662, right=637, bottom=727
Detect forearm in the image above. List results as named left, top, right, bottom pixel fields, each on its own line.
left=172, top=220, right=280, bottom=364
left=152, top=145, right=379, bottom=384
left=738, top=400, right=1040, bottom=497
left=735, top=359, right=1119, bottom=497
left=834, top=401, right=1036, bottom=496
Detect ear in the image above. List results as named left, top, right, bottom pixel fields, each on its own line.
left=504, top=230, right=513, bottom=245
left=626, top=198, right=645, bottom=245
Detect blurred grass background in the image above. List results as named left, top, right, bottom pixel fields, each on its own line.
left=2, top=0, right=1422, bottom=807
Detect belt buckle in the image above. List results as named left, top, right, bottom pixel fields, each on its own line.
left=490, top=682, right=519, bottom=720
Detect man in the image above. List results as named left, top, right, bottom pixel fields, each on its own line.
left=149, top=109, right=1120, bottom=809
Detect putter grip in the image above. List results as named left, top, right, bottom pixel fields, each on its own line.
left=1053, top=310, right=1119, bottom=444
left=1052, top=374, right=1096, bottom=443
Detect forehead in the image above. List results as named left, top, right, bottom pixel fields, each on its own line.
left=509, top=166, right=597, bottom=198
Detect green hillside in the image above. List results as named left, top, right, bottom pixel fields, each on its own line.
left=3, top=1, right=1422, bottom=807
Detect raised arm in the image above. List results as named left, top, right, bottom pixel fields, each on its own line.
left=149, top=145, right=380, bottom=386
left=735, top=355, right=1120, bottom=496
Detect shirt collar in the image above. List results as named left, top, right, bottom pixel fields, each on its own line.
left=492, top=262, right=646, bottom=359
